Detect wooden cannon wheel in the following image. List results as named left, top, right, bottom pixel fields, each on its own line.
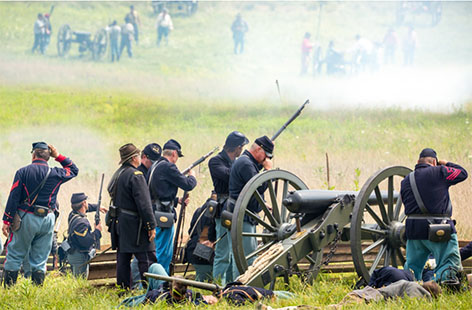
left=350, top=166, right=412, bottom=283
left=93, top=28, right=108, bottom=61
left=231, top=169, right=325, bottom=283
left=57, top=24, right=72, bottom=57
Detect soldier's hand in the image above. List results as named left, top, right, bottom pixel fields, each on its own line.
left=148, top=229, right=156, bottom=242
left=262, top=158, right=273, bottom=170
left=95, top=222, right=102, bottom=232
left=188, top=169, right=196, bottom=177
left=48, top=144, right=59, bottom=158
left=438, top=160, right=448, bottom=166
left=2, top=223, right=10, bottom=237
left=99, top=207, right=108, bottom=214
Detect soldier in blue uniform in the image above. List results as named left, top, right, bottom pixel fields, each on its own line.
left=2, top=142, right=78, bottom=286
left=66, top=193, right=103, bottom=277
left=148, top=139, right=197, bottom=273
left=209, top=131, right=248, bottom=283
left=108, top=143, right=157, bottom=289
left=226, top=136, right=274, bottom=279
left=137, top=143, right=162, bottom=177
left=401, top=148, right=467, bottom=281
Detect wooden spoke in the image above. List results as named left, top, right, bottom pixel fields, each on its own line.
left=362, top=238, right=385, bottom=255
left=361, top=226, right=388, bottom=237
left=245, top=209, right=277, bottom=232
left=398, top=212, right=406, bottom=223
left=384, top=248, right=390, bottom=267
left=374, top=186, right=389, bottom=224
left=391, top=248, right=398, bottom=268
left=396, top=248, right=406, bottom=265
left=253, top=191, right=279, bottom=227
left=369, top=245, right=387, bottom=274
left=365, top=204, right=388, bottom=229
left=268, top=180, right=281, bottom=223
left=393, top=195, right=403, bottom=220
left=246, top=241, right=276, bottom=261
left=282, top=180, right=290, bottom=223
left=388, top=176, right=394, bottom=219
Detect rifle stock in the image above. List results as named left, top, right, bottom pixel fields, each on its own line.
left=95, top=173, right=105, bottom=250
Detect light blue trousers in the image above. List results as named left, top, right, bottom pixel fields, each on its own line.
left=231, top=220, right=257, bottom=280
left=68, top=251, right=90, bottom=278
left=193, top=264, right=213, bottom=282
left=5, top=211, right=54, bottom=272
left=155, top=225, right=174, bottom=274
left=404, top=234, right=462, bottom=281
left=212, top=218, right=233, bottom=284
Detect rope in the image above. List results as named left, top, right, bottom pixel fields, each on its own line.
left=236, top=243, right=284, bottom=284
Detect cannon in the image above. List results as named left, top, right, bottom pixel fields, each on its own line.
left=228, top=166, right=411, bottom=288
left=57, top=24, right=108, bottom=60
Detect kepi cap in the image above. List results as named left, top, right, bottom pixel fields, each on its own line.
left=71, top=193, right=87, bottom=207
left=224, top=131, right=249, bottom=148
left=31, top=142, right=48, bottom=153
left=119, top=143, right=140, bottom=164
left=254, top=136, right=274, bottom=159
left=164, top=139, right=183, bottom=157
left=143, top=143, right=162, bottom=161
left=419, top=148, right=438, bottom=162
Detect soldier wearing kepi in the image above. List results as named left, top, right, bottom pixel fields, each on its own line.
left=209, top=131, right=249, bottom=283
left=148, top=139, right=197, bottom=273
left=401, top=148, right=468, bottom=281
left=66, top=193, right=102, bottom=277
left=137, top=143, right=162, bottom=177
left=226, top=136, right=274, bottom=279
left=108, top=143, right=157, bottom=289
left=2, top=142, right=78, bottom=286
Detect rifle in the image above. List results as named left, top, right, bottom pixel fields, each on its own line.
left=95, top=173, right=105, bottom=250
left=52, top=215, right=61, bottom=269
left=271, top=99, right=309, bottom=141
left=144, top=272, right=222, bottom=293
left=169, top=146, right=219, bottom=275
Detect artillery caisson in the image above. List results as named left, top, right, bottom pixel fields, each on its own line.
left=57, top=24, right=108, bottom=60
left=229, top=166, right=411, bottom=288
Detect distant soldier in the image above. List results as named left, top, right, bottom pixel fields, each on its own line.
left=42, top=13, right=52, bottom=53
left=2, top=142, right=78, bottom=286
left=226, top=136, right=274, bottom=279
left=231, top=13, right=248, bottom=54
left=108, top=20, right=121, bottom=62
left=32, top=13, right=45, bottom=54
left=66, top=193, right=103, bottom=277
left=108, top=143, right=157, bottom=289
left=120, top=16, right=134, bottom=59
left=210, top=131, right=249, bottom=284
left=126, top=5, right=141, bottom=44
left=300, top=32, right=314, bottom=75
left=156, top=8, right=173, bottom=47
left=383, top=28, right=398, bottom=65
left=148, top=139, right=197, bottom=273
left=137, top=143, right=162, bottom=177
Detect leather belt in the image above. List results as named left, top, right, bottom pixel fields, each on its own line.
left=407, top=214, right=451, bottom=220
left=120, top=209, right=139, bottom=217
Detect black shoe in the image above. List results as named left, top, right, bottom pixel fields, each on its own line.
left=32, top=270, right=45, bottom=286
left=3, top=270, right=19, bottom=287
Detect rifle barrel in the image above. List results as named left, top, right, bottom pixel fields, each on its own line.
left=271, top=99, right=309, bottom=141
left=182, top=147, right=219, bottom=175
left=143, top=272, right=222, bottom=292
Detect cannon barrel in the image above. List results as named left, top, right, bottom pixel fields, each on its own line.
left=283, top=190, right=398, bottom=215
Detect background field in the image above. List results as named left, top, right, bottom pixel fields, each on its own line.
left=0, top=1, right=472, bottom=308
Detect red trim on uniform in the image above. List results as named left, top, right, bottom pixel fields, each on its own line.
left=32, top=162, right=48, bottom=166
left=48, top=181, right=62, bottom=207
left=64, top=167, right=71, bottom=177
left=447, top=170, right=461, bottom=181
left=4, top=213, right=12, bottom=219
left=55, top=154, right=66, bottom=162
left=23, top=183, right=31, bottom=204
left=10, top=180, right=19, bottom=192
left=3, top=220, right=11, bottom=226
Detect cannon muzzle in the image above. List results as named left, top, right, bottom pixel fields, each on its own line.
left=283, top=190, right=398, bottom=215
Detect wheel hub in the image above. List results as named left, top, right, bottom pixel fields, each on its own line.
left=276, top=223, right=297, bottom=241
left=387, top=221, right=406, bottom=248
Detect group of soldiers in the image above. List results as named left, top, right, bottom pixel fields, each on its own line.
left=32, top=12, right=52, bottom=55
left=0, top=131, right=275, bottom=291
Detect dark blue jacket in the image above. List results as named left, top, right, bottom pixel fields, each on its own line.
left=3, top=155, right=78, bottom=224
left=137, top=163, right=149, bottom=181
left=67, top=209, right=101, bottom=253
left=368, top=267, right=414, bottom=288
left=228, top=150, right=267, bottom=215
left=460, top=240, right=472, bottom=261
left=184, top=201, right=216, bottom=265
left=148, top=157, right=197, bottom=205
left=401, top=162, right=467, bottom=240
left=209, top=150, right=233, bottom=196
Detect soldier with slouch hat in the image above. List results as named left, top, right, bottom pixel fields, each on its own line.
left=2, top=142, right=78, bottom=286
left=108, top=143, right=157, bottom=289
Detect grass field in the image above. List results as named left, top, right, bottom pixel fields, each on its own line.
left=0, top=1, right=472, bottom=309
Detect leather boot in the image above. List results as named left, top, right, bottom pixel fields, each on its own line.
left=32, top=270, right=45, bottom=286
left=3, top=270, right=19, bottom=287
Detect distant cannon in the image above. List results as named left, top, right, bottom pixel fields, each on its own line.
left=57, top=24, right=108, bottom=60
left=227, top=166, right=411, bottom=288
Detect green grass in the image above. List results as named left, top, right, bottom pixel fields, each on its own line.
left=0, top=272, right=471, bottom=309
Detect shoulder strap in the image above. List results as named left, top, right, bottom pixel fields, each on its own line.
left=67, top=214, right=83, bottom=237
left=26, top=168, right=52, bottom=206
left=148, top=160, right=165, bottom=200
left=408, top=171, right=429, bottom=215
